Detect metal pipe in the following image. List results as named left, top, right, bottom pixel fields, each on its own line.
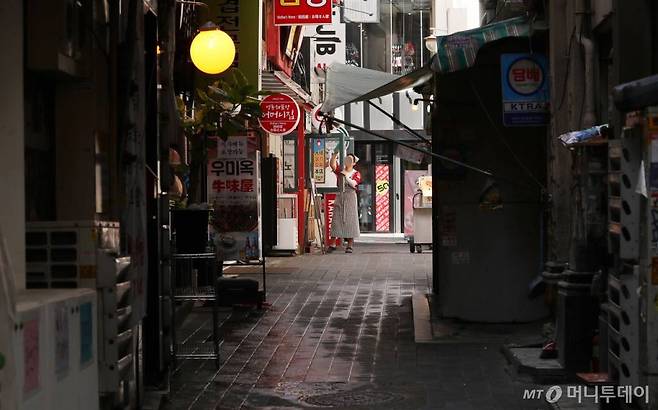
left=576, top=0, right=595, bottom=127
left=323, top=114, right=494, bottom=176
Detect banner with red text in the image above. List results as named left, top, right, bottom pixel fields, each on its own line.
left=375, top=164, right=390, bottom=232
left=208, top=136, right=262, bottom=261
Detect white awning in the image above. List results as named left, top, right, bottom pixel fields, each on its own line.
left=320, top=63, right=432, bottom=113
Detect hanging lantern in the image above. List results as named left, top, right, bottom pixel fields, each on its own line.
left=189, top=22, right=236, bottom=74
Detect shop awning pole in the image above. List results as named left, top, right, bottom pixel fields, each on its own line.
left=366, top=101, right=432, bottom=145
left=323, top=114, right=493, bottom=177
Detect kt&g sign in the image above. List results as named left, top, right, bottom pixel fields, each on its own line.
left=274, top=0, right=332, bottom=26
left=259, top=93, right=301, bottom=136
left=500, top=53, right=549, bottom=127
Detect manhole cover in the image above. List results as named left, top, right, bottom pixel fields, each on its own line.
left=302, top=389, right=405, bottom=407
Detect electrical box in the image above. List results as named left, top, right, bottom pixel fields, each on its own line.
left=14, top=288, right=98, bottom=410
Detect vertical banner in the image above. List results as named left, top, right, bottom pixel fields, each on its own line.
left=500, top=53, right=549, bottom=127
left=375, top=164, right=390, bottom=232
left=208, top=136, right=262, bottom=261
left=312, top=138, right=326, bottom=183
left=324, top=193, right=337, bottom=241
left=305, top=5, right=345, bottom=105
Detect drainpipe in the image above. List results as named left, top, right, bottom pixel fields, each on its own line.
left=576, top=0, right=596, bottom=128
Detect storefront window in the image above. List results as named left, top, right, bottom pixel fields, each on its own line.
left=361, top=1, right=430, bottom=74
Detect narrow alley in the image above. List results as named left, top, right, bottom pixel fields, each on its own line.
left=166, top=244, right=540, bottom=410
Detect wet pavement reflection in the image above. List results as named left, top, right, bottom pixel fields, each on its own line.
left=165, top=244, right=540, bottom=410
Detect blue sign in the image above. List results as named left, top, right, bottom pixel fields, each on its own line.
left=501, top=53, right=549, bottom=127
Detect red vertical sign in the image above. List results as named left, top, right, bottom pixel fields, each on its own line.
left=375, top=164, right=390, bottom=232
left=324, top=193, right=336, bottom=241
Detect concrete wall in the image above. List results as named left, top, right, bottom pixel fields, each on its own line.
left=0, top=0, right=26, bottom=290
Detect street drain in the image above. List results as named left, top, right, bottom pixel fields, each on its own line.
left=302, top=389, right=404, bottom=407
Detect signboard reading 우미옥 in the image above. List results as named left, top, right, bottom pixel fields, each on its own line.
left=274, top=0, right=332, bottom=26
left=501, top=53, right=549, bottom=127
left=259, top=93, right=301, bottom=136
left=208, top=136, right=262, bottom=262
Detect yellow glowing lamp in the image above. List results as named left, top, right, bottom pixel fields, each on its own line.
left=190, top=22, right=236, bottom=74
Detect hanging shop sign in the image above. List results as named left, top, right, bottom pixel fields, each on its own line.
left=274, top=0, right=332, bottom=26
left=208, top=136, right=262, bottom=262
left=259, top=93, right=301, bottom=135
left=375, top=164, right=390, bottom=232
left=304, top=5, right=345, bottom=105
left=500, top=53, right=549, bottom=127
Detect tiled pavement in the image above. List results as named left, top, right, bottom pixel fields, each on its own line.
left=164, top=243, right=545, bottom=410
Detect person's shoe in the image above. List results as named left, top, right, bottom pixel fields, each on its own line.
left=345, top=247, right=353, bottom=253
left=327, top=246, right=337, bottom=253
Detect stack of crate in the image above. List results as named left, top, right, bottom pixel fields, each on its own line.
left=25, top=221, right=137, bottom=408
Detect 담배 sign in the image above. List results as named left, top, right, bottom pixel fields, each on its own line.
left=274, top=0, right=332, bottom=26
left=259, top=93, right=300, bottom=135
left=501, top=53, right=549, bottom=127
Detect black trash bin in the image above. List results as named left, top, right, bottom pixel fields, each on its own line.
left=171, top=209, right=210, bottom=254
left=556, top=270, right=596, bottom=372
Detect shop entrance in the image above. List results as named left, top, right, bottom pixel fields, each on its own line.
left=354, top=143, right=393, bottom=233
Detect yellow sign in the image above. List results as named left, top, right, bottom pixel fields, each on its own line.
left=376, top=180, right=389, bottom=195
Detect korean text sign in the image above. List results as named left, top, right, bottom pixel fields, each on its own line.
left=208, top=136, right=262, bottom=261
left=259, top=93, right=301, bottom=135
left=501, top=53, right=549, bottom=127
left=274, top=0, right=332, bottom=26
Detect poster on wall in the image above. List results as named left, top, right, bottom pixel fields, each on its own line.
left=312, top=137, right=326, bottom=183
left=375, top=164, right=390, bottom=232
left=309, top=133, right=344, bottom=192
left=208, top=136, right=262, bottom=262
left=54, top=302, right=69, bottom=378
left=283, top=136, right=297, bottom=193
left=500, top=53, right=549, bottom=127
left=274, top=0, right=332, bottom=26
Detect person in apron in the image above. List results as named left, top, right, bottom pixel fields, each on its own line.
left=328, top=152, right=361, bottom=253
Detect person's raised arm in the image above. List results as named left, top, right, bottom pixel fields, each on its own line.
left=330, top=151, right=338, bottom=172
